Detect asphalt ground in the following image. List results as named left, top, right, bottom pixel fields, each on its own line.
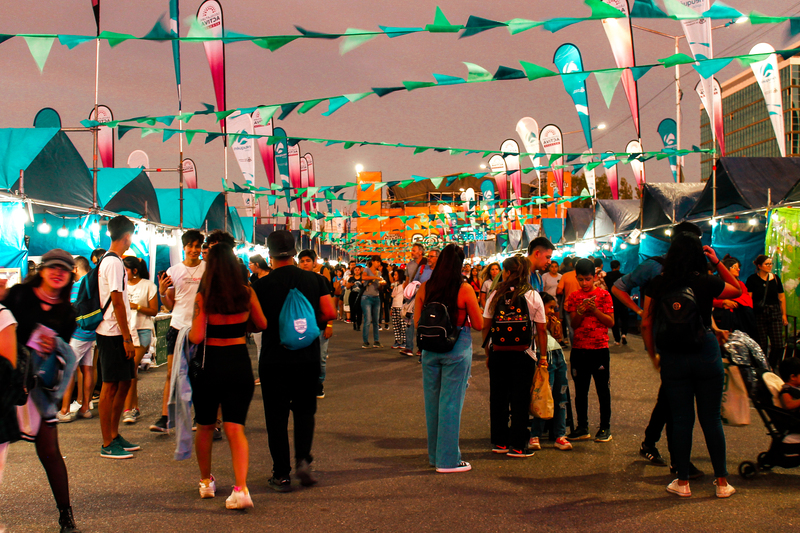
left=1, top=324, right=798, bottom=532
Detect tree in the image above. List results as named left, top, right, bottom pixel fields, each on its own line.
left=570, top=173, right=638, bottom=208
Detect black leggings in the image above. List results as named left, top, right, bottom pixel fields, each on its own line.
left=349, top=292, right=362, bottom=328
left=35, top=422, right=71, bottom=510
left=191, top=344, right=255, bottom=426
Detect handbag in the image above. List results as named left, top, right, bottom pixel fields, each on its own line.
left=13, top=346, right=34, bottom=406
left=188, top=320, right=207, bottom=383
left=721, top=359, right=750, bottom=426
left=530, top=361, right=554, bottom=419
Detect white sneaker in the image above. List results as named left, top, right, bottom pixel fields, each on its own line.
left=528, top=437, right=541, bottom=450
left=226, top=486, right=253, bottom=509
left=666, top=479, right=691, bottom=497
left=69, top=401, right=81, bottom=413
left=56, top=411, right=75, bottom=423
left=199, top=475, right=216, bottom=499
left=714, top=480, right=736, bottom=498
left=436, top=461, right=472, bottom=473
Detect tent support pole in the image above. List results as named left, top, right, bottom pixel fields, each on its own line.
left=92, top=37, right=100, bottom=212
left=712, top=156, right=717, bottom=218
left=675, top=36, right=682, bottom=183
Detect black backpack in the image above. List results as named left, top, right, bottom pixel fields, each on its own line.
left=490, top=291, right=533, bottom=352
left=417, top=301, right=460, bottom=353
left=654, top=286, right=707, bottom=353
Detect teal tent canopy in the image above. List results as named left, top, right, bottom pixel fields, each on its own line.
left=0, top=128, right=94, bottom=208
left=0, top=201, right=28, bottom=274
left=155, top=188, right=238, bottom=235
left=228, top=207, right=246, bottom=242
left=97, top=167, right=161, bottom=222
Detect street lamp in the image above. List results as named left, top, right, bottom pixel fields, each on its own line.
left=632, top=23, right=735, bottom=182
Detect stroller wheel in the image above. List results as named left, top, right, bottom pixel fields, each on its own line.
left=738, top=461, right=758, bottom=479
left=757, top=452, right=773, bottom=470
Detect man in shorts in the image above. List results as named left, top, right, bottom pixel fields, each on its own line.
left=97, top=216, right=140, bottom=459
left=150, top=230, right=206, bottom=433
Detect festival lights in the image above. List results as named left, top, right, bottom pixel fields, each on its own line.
left=37, top=218, right=51, bottom=234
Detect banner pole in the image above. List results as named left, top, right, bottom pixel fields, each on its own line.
left=92, top=37, right=100, bottom=211
left=675, top=36, right=683, bottom=183
left=224, top=144, right=229, bottom=233
left=179, top=119, right=184, bottom=230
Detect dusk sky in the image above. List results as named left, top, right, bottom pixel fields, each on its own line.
left=3, top=0, right=795, bottom=213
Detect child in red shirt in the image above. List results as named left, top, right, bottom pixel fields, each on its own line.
left=564, top=258, right=614, bottom=443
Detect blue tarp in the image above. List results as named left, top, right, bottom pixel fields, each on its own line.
left=638, top=235, right=670, bottom=262
left=0, top=202, right=28, bottom=275
left=155, top=188, right=221, bottom=230
left=240, top=216, right=254, bottom=244
left=541, top=218, right=563, bottom=244
left=612, top=237, right=640, bottom=275
left=711, top=223, right=765, bottom=281
left=0, top=128, right=58, bottom=189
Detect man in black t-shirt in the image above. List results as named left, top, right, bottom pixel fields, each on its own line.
left=253, top=231, right=336, bottom=492
left=604, top=260, right=627, bottom=346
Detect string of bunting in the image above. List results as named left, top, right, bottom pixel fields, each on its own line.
left=9, top=0, right=800, bottom=72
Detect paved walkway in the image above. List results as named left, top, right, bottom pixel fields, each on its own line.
left=1, top=325, right=798, bottom=532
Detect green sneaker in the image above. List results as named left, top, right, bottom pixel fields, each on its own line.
left=114, top=434, right=141, bottom=452
left=101, top=441, right=133, bottom=460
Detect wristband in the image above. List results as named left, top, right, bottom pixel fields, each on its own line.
left=326, top=324, right=333, bottom=328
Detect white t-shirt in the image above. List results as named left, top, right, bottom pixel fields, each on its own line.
left=542, top=273, right=561, bottom=298
left=481, top=279, right=493, bottom=295
left=483, top=289, right=547, bottom=325
left=0, top=304, right=17, bottom=332
left=167, top=261, right=206, bottom=329
left=97, top=254, right=129, bottom=336
left=128, top=279, right=158, bottom=332
left=391, top=283, right=404, bottom=308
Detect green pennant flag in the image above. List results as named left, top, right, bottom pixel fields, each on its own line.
left=253, top=35, right=300, bottom=51
left=430, top=177, right=445, bottom=189
left=298, top=99, right=324, bottom=114
left=413, top=147, right=430, bottom=154
left=403, top=81, right=437, bottom=91
left=506, top=18, right=543, bottom=35
left=594, top=69, right=623, bottom=108
left=98, top=31, right=136, bottom=47
left=399, top=179, right=414, bottom=188
left=658, top=53, right=696, bottom=67
left=425, top=6, right=463, bottom=32
left=185, top=130, right=197, bottom=144
left=24, top=36, right=55, bottom=73
left=340, top=28, right=378, bottom=54
left=748, top=11, right=788, bottom=24
left=585, top=0, right=625, bottom=18
left=463, top=62, right=493, bottom=82
left=519, top=61, right=558, bottom=80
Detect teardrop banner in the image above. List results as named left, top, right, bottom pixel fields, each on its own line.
left=553, top=43, right=593, bottom=150
left=625, top=140, right=645, bottom=191
left=500, top=139, right=522, bottom=207
left=581, top=151, right=596, bottom=195
left=127, top=149, right=149, bottom=179
left=182, top=158, right=197, bottom=189
left=197, top=0, right=226, bottom=139
left=487, top=154, right=507, bottom=201
left=695, top=78, right=725, bottom=156
left=605, top=150, right=618, bottom=200
left=601, top=0, right=640, bottom=137
left=304, top=153, right=316, bottom=213
left=253, top=108, right=276, bottom=185
left=540, top=124, right=564, bottom=195
left=657, top=118, right=678, bottom=182
left=299, top=155, right=309, bottom=215
left=88, top=104, right=114, bottom=168
left=749, top=43, right=785, bottom=157
left=33, top=107, right=62, bottom=128
left=288, top=140, right=302, bottom=215
left=515, top=117, right=540, bottom=184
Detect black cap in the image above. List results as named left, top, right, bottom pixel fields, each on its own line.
left=40, top=249, right=75, bottom=271
left=267, top=230, right=296, bottom=258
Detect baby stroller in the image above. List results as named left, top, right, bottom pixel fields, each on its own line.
left=723, top=331, right=800, bottom=478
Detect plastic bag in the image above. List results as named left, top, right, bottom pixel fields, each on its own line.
left=721, top=359, right=750, bottom=426
left=530, top=362, right=554, bottom=420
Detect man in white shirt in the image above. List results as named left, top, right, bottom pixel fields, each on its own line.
left=150, top=229, right=206, bottom=433
left=97, top=216, right=139, bottom=459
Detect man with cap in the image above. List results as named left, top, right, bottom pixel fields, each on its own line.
left=253, top=231, right=337, bottom=492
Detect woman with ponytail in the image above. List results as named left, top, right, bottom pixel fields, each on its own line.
left=122, top=256, right=158, bottom=424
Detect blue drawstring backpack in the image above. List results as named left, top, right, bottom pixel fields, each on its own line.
left=279, top=288, right=320, bottom=350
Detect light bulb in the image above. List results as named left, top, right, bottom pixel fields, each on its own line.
left=710, top=218, right=719, bottom=227
left=37, top=218, right=51, bottom=234
left=748, top=218, right=758, bottom=226
left=620, top=242, right=628, bottom=250
left=57, top=225, right=69, bottom=238
left=665, top=229, right=672, bottom=236
left=14, top=205, right=28, bottom=224
left=73, top=227, right=86, bottom=239
left=90, top=221, right=100, bottom=232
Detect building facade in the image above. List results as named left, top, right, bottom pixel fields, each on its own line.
left=700, top=56, right=800, bottom=180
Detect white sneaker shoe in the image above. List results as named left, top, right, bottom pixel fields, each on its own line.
left=528, top=437, right=541, bottom=450
left=436, top=461, right=472, bottom=473
left=226, top=486, right=253, bottom=509
left=56, top=411, right=75, bottom=423
left=666, top=479, right=691, bottom=497
left=714, top=480, right=736, bottom=498
left=69, top=401, right=81, bottom=413
left=199, top=475, right=216, bottom=499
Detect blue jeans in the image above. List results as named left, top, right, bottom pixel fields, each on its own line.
left=405, top=320, right=415, bottom=352
left=531, top=349, right=568, bottom=439
left=660, top=331, right=728, bottom=480
left=319, top=331, right=329, bottom=384
left=422, top=327, right=473, bottom=468
left=361, top=295, right=381, bottom=344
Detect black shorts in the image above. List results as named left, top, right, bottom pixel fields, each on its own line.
left=166, top=326, right=180, bottom=356
left=96, top=334, right=136, bottom=383
left=191, top=344, right=255, bottom=426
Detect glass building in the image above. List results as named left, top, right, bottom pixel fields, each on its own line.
left=700, top=57, right=799, bottom=180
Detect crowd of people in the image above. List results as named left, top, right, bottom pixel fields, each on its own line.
left=1, top=215, right=799, bottom=530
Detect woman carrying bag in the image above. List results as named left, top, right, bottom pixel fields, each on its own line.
left=746, top=254, right=788, bottom=370
left=1, top=249, right=81, bottom=532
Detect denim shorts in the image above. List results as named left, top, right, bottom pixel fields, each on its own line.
left=137, top=329, right=153, bottom=349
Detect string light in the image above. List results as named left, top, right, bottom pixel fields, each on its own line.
left=73, top=227, right=85, bottom=238
left=37, top=218, right=51, bottom=234
left=57, top=224, right=69, bottom=238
